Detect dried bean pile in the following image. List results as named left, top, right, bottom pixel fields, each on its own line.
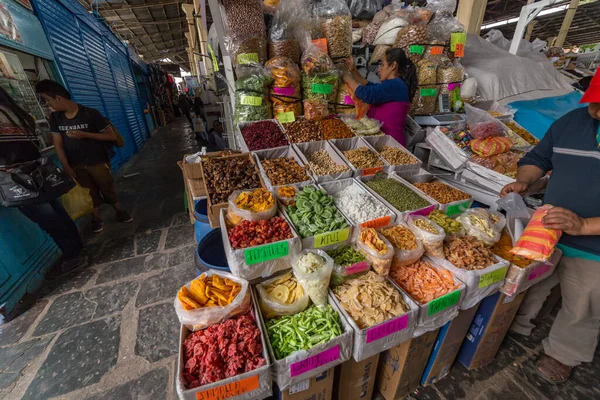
left=413, top=182, right=471, bottom=204
left=222, top=0, right=265, bottom=39
left=379, top=146, right=419, bottom=165
left=321, top=118, right=354, bottom=140
left=285, top=119, right=323, bottom=143
left=261, top=157, right=310, bottom=186
left=343, top=147, right=384, bottom=169
left=202, top=157, right=261, bottom=204
left=241, top=120, right=288, bottom=150
left=365, top=177, right=430, bottom=212
left=307, top=150, right=349, bottom=176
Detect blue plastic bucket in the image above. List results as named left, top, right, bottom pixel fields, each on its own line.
left=193, top=199, right=212, bottom=244
left=195, top=228, right=230, bottom=276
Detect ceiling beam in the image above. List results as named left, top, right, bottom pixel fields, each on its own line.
left=99, top=0, right=183, bottom=11
left=113, top=17, right=186, bottom=27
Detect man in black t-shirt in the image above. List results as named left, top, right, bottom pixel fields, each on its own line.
left=36, top=80, right=132, bottom=233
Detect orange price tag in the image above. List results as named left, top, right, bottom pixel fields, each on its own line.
left=195, top=375, right=259, bottom=400
left=455, top=43, right=465, bottom=58
left=360, top=215, right=391, bottom=229
left=312, top=38, right=328, bottom=54
left=430, top=46, right=444, bottom=55
left=362, top=166, right=383, bottom=176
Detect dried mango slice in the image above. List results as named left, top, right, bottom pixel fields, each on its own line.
left=178, top=287, right=202, bottom=309
left=190, top=278, right=209, bottom=304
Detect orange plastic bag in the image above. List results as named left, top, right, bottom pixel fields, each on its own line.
left=347, top=84, right=370, bottom=119
left=470, top=136, right=512, bottom=157
left=510, top=205, right=562, bottom=262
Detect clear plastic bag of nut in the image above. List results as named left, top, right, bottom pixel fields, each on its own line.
left=417, top=58, right=438, bottom=85
left=226, top=35, right=268, bottom=73
left=268, top=0, right=309, bottom=63
left=393, top=24, right=428, bottom=51
left=437, top=58, right=465, bottom=84
left=314, top=0, right=352, bottom=60
left=407, top=215, right=446, bottom=259
left=411, top=85, right=439, bottom=115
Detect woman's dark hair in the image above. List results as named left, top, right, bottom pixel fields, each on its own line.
left=34, top=79, right=71, bottom=100
left=0, top=86, right=36, bottom=135
left=385, top=48, right=418, bottom=100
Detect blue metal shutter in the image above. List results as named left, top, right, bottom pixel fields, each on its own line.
left=117, top=53, right=145, bottom=149
left=123, top=59, right=149, bottom=145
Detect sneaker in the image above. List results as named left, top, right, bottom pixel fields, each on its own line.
left=91, top=218, right=104, bottom=233
left=116, top=210, right=133, bottom=223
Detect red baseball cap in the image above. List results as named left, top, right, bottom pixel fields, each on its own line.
left=580, top=71, right=600, bottom=103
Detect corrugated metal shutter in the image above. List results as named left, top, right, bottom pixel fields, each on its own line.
left=116, top=52, right=145, bottom=149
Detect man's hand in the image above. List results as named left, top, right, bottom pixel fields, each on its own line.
left=66, top=130, right=89, bottom=139
left=500, top=181, right=529, bottom=197
left=542, top=207, right=587, bottom=236
left=64, top=165, right=76, bottom=179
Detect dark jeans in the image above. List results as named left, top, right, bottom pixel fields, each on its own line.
left=19, top=198, right=83, bottom=259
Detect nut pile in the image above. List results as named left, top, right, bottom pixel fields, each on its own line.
left=366, top=177, right=430, bottom=212
left=285, top=118, right=323, bottom=143
left=417, top=59, right=438, bottom=85
left=413, top=182, right=471, bottom=204
left=334, top=271, right=409, bottom=328
left=343, top=147, right=384, bottom=169
left=394, top=25, right=428, bottom=55
left=429, top=210, right=463, bottom=234
left=321, top=118, right=355, bottom=140
left=261, top=157, right=310, bottom=186
left=202, top=157, right=261, bottom=204
left=222, top=0, right=265, bottom=39
left=414, top=218, right=438, bottom=234
left=380, top=225, right=418, bottom=250
left=307, top=150, right=349, bottom=176
left=241, top=120, right=288, bottom=150
left=444, top=236, right=498, bottom=270
left=228, top=216, right=293, bottom=249
left=379, top=146, right=419, bottom=165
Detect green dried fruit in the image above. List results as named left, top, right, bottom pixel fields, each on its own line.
left=287, top=186, right=348, bottom=238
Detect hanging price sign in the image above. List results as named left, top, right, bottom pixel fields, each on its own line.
left=240, top=95, right=263, bottom=106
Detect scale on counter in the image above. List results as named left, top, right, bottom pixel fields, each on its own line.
left=414, top=113, right=466, bottom=126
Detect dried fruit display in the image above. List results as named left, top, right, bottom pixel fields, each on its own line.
left=261, top=157, right=311, bottom=186
left=360, top=228, right=388, bottom=254
left=444, top=236, right=498, bottom=270
left=413, top=181, right=471, bottom=204
left=390, top=260, right=459, bottom=304
left=334, top=271, right=409, bottom=328
left=380, top=225, right=418, bottom=250
left=285, top=118, right=323, bottom=143
left=429, top=210, right=463, bottom=234
left=321, top=118, right=355, bottom=140
left=178, top=273, right=241, bottom=310
left=333, top=183, right=390, bottom=224
left=343, top=147, right=385, bottom=169
left=241, top=120, right=288, bottom=150
left=201, top=157, right=261, bottom=204
left=228, top=216, right=293, bottom=249
left=286, top=186, right=348, bottom=238
left=234, top=188, right=275, bottom=212
left=261, top=272, right=305, bottom=306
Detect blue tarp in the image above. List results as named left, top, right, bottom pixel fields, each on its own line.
left=508, top=91, right=585, bottom=139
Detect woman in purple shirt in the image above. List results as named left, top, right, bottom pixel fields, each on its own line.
left=342, top=48, right=417, bottom=146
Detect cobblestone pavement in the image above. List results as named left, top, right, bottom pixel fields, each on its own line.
left=1, top=119, right=598, bottom=400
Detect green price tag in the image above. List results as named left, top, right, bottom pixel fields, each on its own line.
left=409, top=45, right=425, bottom=55
left=237, top=53, right=259, bottom=65
left=312, top=83, right=333, bottom=95
left=479, top=266, right=507, bottom=288
left=420, top=88, right=437, bottom=97
left=427, top=289, right=460, bottom=316
left=243, top=241, right=289, bottom=265
left=314, top=227, right=350, bottom=248
left=446, top=200, right=470, bottom=217
left=450, top=32, right=467, bottom=52
left=276, top=111, right=296, bottom=124
left=240, top=95, right=263, bottom=106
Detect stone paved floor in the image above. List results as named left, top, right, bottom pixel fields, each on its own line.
left=1, top=118, right=598, bottom=400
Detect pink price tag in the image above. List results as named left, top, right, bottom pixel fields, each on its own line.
left=273, top=86, right=295, bottom=96
left=289, top=345, right=340, bottom=377
left=346, top=261, right=370, bottom=275
left=365, top=314, right=409, bottom=343
left=343, top=95, right=354, bottom=105
left=409, top=205, right=435, bottom=217
left=447, top=83, right=461, bottom=91
left=528, top=264, right=552, bottom=281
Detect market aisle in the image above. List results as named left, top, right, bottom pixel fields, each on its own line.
left=0, top=118, right=202, bottom=400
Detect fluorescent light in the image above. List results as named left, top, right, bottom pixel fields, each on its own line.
left=482, top=4, right=569, bottom=30
left=159, top=58, right=173, bottom=63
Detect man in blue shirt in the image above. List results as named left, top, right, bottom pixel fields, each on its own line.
left=501, top=72, right=600, bottom=383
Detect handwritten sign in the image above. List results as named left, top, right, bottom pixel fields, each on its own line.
left=366, top=314, right=409, bottom=343
left=446, top=200, right=470, bottom=217
left=430, top=46, right=444, bottom=55
left=427, top=289, right=460, bottom=316
left=243, top=241, right=289, bottom=265
left=409, top=204, right=435, bottom=218
left=276, top=111, right=296, bottom=124
left=195, top=375, right=259, bottom=400
left=409, top=45, right=425, bottom=55
left=237, top=53, right=259, bottom=65
left=274, top=86, right=295, bottom=96
left=240, top=95, right=262, bottom=106
left=362, top=166, right=383, bottom=176
left=479, top=266, right=507, bottom=288
left=290, top=345, right=340, bottom=377
left=420, top=88, right=437, bottom=97
left=314, top=227, right=350, bottom=248
left=360, top=215, right=391, bottom=229
left=346, top=261, right=370, bottom=275
left=450, top=32, right=467, bottom=52
left=343, top=95, right=354, bottom=105
left=528, top=263, right=552, bottom=281
left=312, top=83, right=333, bottom=94
left=312, top=38, right=328, bottom=54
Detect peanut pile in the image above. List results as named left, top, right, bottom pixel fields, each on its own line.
left=307, top=150, right=349, bottom=176
left=379, top=146, right=419, bottom=166
left=343, top=147, right=384, bottom=169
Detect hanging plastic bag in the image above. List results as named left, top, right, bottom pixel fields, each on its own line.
left=411, top=85, right=438, bottom=115
left=427, top=0, right=457, bottom=13
left=298, top=31, right=339, bottom=104
left=347, top=0, right=383, bottom=19
left=457, top=208, right=501, bottom=246
left=256, top=271, right=310, bottom=318
left=266, top=56, right=303, bottom=116
left=437, top=58, right=465, bottom=84
left=314, top=0, right=353, bottom=60
left=292, top=249, right=334, bottom=306
left=374, top=16, right=410, bottom=46
left=370, top=44, right=391, bottom=65
left=357, top=229, right=395, bottom=276
left=226, top=35, right=268, bottom=73
left=362, top=9, right=391, bottom=45
left=61, top=183, right=94, bottom=220
left=227, top=188, right=277, bottom=225
left=465, top=103, right=507, bottom=139
left=427, top=12, right=464, bottom=43
left=268, top=0, right=309, bottom=63
left=510, top=205, right=562, bottom=262
left=304, top=99, right=330, bottom=121
left=234, top=65, right=273, bottom=125
left=174, top=271, right=252, bottom=331
left=334, top=83, right=356, bottom=115
left=408, top=215, right=446, bottom=259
